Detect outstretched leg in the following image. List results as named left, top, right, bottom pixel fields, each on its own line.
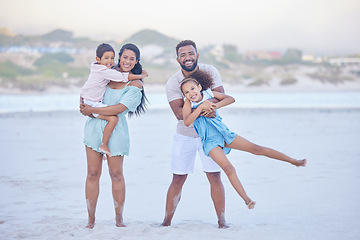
left=161, top=174, right=187, bottom=226
left=226, top=135, right=307, bottom=167
left=209, top=147, right=255, bottom=209
left=97, top=114, right=118, bottom=157
left=206, top=172, right=229, bottom=228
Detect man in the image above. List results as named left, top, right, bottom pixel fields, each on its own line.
left=161, top=40, right=229, bottom=228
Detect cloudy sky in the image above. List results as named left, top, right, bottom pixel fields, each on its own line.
left=1, top=0, right=359, bottom=55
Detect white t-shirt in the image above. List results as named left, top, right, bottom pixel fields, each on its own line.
left=166, top=63, right=223, bottom=137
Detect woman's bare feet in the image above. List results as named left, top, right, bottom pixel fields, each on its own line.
left=293, top=159, right=307, bottom=167
left=86, top=216, right=95, bottom=229
left=218, top=220, right=230, bottom=229
left=115, top=215, right=126, bottom=227
left=99, top=143, right=112, bottom=157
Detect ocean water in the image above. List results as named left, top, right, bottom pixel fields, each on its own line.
left=1, top=91, right=360, bottom=113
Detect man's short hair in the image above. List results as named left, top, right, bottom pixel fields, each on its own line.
left=176, top=40, right=197, bottom=56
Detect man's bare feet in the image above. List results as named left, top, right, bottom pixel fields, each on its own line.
left=115, top=215, right=126, bottom=227
left=99, top=143, right=112, bottom=157
left=86, top=217, right=95, bottom=229
left=218, top=220, right=230, bottom=229
left=293, top=159, right=307, bottom=167
left=160, top=220, right=171, bottom=227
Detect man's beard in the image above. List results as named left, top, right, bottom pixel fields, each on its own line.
left=180, top=59, right=198, bottom=72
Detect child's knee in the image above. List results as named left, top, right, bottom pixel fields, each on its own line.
left=109, top=115, right=118, bottom=123
left=223, top=164, right=236, bottom=176
left=251, top=144, right=264, bottom=155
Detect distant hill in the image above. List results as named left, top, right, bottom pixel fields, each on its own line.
left=0, top=29, right=99, bottom=48
left=0, top=28, right=180, bottom=58
left=123, top=29, right=179, bottom=52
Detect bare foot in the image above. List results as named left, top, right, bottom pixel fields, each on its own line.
left=86, top=217, right=95, bottom=229
left=246, top=200, right=256, bottom=209
left=218, top=220, right=230, bottom=229
left=293, top=159, right=307, bottom=167
left=99, top=143, right=112, bottom=157
left=115, top=215, right=126, bottom=227
left=160, top=221, right=171, bottom=227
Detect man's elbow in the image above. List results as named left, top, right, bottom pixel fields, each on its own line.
left=184, top=121, right=191, bottom=127
left=175, top=113, right=183, bottom=120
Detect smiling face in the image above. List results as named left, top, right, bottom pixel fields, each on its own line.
left=181, top=80, right=203, bottom=103
left=96, top=51, right=115, bottom=69
left=177, top=45, right=199, bottom=73
left=118, top=49, right=138, bottom=72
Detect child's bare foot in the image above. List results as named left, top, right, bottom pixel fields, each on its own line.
left=246, top=200, right=256, bottom=209
left=99, top=143, right=112, bottom=157
left=86, top=217, right=95, bottom=229
left=293, top=159, right=307, bottom=167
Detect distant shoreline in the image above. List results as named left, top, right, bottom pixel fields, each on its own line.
left=1, top=81, right=360, bottom=95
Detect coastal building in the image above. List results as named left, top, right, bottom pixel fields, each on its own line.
left=329, top=58, right=360, bottom=66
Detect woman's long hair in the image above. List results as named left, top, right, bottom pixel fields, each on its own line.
left=117, top=43, right=148, bottom=117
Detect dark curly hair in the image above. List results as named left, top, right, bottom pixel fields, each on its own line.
left=180, top=70, right=214, bottom=93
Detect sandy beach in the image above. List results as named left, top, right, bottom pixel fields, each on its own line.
left=0, top=106, right=359, bottom=240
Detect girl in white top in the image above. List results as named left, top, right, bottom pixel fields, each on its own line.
left=80, top=43, right=147, bottom=157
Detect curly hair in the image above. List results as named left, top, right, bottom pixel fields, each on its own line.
left=180, top=70, right=214, bottom=93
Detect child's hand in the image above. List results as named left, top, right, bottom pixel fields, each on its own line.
left=80, top=104, right=95, bottom=117
left=200, top=100, right=216, bottom=117
left=141, top=70, right=148, bottom=78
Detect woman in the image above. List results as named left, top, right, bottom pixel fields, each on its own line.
left=80, top=43, right=148, bottom=229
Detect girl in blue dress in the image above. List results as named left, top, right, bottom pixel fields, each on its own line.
left=180, top=70, right=307, bottom=210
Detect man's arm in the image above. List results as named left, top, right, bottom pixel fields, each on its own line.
left=169, top=99, right=184, bottom=120
left=183, top=99, right=215, bottom=127
left=213, top=85, right=225, bottom=94
left=201, top=85, right=225, bottom=117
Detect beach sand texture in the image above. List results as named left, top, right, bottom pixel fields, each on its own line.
left=0, top=107, right=359, bottom=240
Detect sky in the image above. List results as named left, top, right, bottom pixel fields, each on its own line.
left=0, top=0, right=359, bottom=55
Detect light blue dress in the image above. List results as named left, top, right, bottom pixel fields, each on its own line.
left=191, top=89, right=237, bottom=157
left=84, top=85, right=142, bottom=156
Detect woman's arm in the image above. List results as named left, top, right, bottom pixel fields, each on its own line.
left=80, top=80, right=144, bottom=116
left=183, top=99, right=215, bottom=127
left=80, top=103, right=127, bottom=116
left=79, top=96, right=95, bottom=118
left=212, top=91, right=235, bottom=109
